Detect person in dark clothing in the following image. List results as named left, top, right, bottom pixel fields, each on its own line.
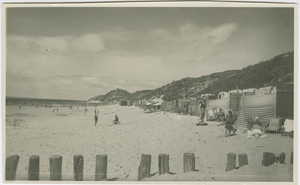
left=113, top=114, right=120, bottom=124
left=199, top=100, right=206, bottom=122
left=225, top=110, right=237, bottom=137
left=94, top=108, right=99, bottom=126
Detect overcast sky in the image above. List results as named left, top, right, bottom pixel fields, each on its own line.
left=5, top=5, right=294, bottom=100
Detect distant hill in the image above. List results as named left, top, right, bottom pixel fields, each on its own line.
left=90, top=51, right=294, bottom=102
left=89, top=88, right=131, bottom=102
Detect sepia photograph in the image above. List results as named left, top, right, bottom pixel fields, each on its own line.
left=2, top=1, right=298, bottom=184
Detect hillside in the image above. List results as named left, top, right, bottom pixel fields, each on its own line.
left=90, top=51, right=294, bottom=102
left=89, top=88, right=131, bottom=102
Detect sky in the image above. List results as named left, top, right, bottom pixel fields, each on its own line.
left=5, top=5, right=294, bottom=100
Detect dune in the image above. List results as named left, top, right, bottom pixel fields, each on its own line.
left=5, top=104, right=294, bottom=182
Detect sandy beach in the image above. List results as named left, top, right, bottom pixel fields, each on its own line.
left=5, top=104, right=294, bottom=182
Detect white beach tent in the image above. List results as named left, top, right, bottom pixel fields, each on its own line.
left=235, top=94, right=276, bottom=129
left=218, top=91, right=230, bottom=99
left=228, top=89, right=243, bottom=94
left=258, top=86, right=277, bottom=95
left=206, top=98, right=230, bottom=110
left=283, top=119, right=294, bottom=132
left=242, top=88, right=259, bottom=96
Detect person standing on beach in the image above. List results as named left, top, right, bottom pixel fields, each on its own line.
left=199, top=100, right=206, bottom=122
left=94, top=107, right=99, bottom=126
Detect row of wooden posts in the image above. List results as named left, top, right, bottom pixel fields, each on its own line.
left=6, top=152, right=293, bottom=181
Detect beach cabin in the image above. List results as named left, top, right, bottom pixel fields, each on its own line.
left=258, top=86, right=277, bottom=95
left=276, top=82, right=293, bottom=119
left=201, top=94, right=217, bottom=100
left=242, top=88, right=259, bottom=96
left=228, top=89, right=243, bottom=94
left=154, top=102, right=161, bottom=110
left=127, top=100, right=134, bottom=106
left=119, top=100, right=127, bottom=106
left=218, top=91, right=230, bottom=99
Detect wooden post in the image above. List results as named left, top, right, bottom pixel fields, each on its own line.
left=183, top=153, right=195, bottom=173
left=28, top=155, right=39, bottom=180
left=158, top=154, right=169, bottom=175
left=95, top=155, right=107, bottom=181
left=5, top=155, right=20, bottom=180
left=49, top=155, right=62, bottom=181
left=74, top=155, right=84, bottom=181
left=278, top=152, right=286, bottom=164
left=226, top=153, right=236, bottom=172
left=138, top=154, right=151, bottom=181
left=262, top=152, right=275, bottom=167
left=238, top=153, right=248, bottom=168
left=290, top=151, right=293, bottom=164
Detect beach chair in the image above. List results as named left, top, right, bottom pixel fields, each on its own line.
left=266, top=118, right=281, bottom=134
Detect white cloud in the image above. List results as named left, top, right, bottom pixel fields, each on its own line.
left=100, top=26, right=133, bottom=42
left=72, top=34, right=104, bottom=53
left=150, top=28, right=172, bottom=40
left=35, top=36, right=69, bottom=52
left=56, top=79, right=73, bottom=86
left=81, top=77, right=100, bottom=85
left=6, top=74, right=167, bottom=100
left=179, top=22, right=237, bottom=43
left=208, top=23, right=238, bottom=43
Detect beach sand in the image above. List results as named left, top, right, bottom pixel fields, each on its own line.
left=5, top=105, right=294, bottom=182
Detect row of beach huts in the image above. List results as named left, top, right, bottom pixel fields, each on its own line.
left=120, top=85, right=277, bottom=113
left=119, top=83, right=293, bottom=130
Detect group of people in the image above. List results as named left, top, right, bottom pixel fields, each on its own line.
left=94, top=107, right=120, bottom=126
left=223, top=112, right=266, bottom=139
left=182, top=102, right=190, bottom=115
left=52, top=107, right=59, bottom=113
left=181, top=100, right=206, bottom=118
left=246, top=116, right=267, bottom=139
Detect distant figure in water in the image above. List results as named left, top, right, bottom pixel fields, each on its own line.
left=36, top=105, right=38, bottom=109
left=113, top=114, right=120, bottom=124
left=57, top=107, right=59, bottom=112
left=94, top=107, right=99, bottom=126
left=19, top=105, right=21, bottom=110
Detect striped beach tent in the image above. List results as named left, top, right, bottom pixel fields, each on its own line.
left=235, top=94, right=276, bottom=129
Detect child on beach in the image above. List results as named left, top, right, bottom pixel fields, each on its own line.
left=94, top=108, right=99, bottom=126
left=225, top=110, right=237, bottom=137
left=112, top=114, right=120, bottom=124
